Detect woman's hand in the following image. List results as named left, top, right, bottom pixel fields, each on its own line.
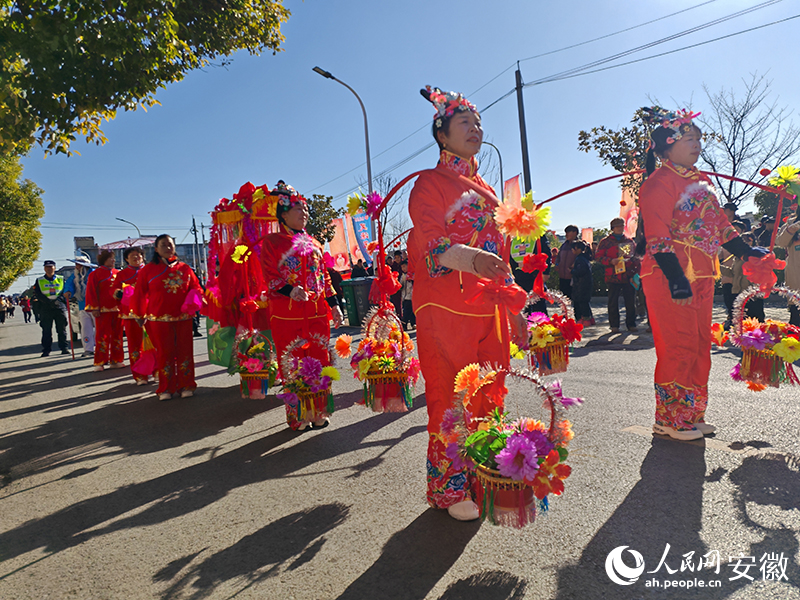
left=510, top=312, right=528, bottom=347
left=331, top=305, right=344, bottom=329
left=473, top=252, right=512, bottom=281
left=290, top=286, right=308, bottom=302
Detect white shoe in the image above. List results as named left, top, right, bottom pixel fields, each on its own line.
left=695, top=422, right=716, bottom=435
left=136, top=379, right=148, bottom=386
left=447, top=500, right=480, bottom=521
left=110, top=362, right=126, bottom=369
left=653, top=424, right=703, bottom=441
left=180, top=390, right=194, bottom=398
left=312, top=417, right=330, bottom=429
left=296, top=422, right=308, bottom=431
left=93, top=365, right=104, bottom=372
left=158, top=393, right=172, bottom=401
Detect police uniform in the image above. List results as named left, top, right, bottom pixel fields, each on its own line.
left=32, top=261, right=69, bottom=356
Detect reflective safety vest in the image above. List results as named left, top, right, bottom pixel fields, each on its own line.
left=37, top=275, right=64, bottom=301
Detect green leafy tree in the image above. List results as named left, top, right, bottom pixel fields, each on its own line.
left=577, top=108, right=651, bottom=197
left=0, top=0, right=290, bottom=156
left=592, top=227, right=610, bottom=243
left=0, top=155, right=44, bottom=291
left=306, top=194, right=343, bottom=245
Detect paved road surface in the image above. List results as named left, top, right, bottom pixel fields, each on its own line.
left=1, top=299, right=799, bottom=599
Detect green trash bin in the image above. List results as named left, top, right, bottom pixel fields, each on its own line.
left=341, top=277, right=375, bottom=327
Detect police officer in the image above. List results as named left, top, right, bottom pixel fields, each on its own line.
left=32, top=260, right=70, bottom=356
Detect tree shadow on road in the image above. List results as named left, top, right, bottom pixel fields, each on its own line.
left=335, top=508, right=480, bottom=600
left=156, top=503, right=350, bottom=600
left=554, top=437, right=708, bottom=600
left=0, top=401, right=425, bottom=566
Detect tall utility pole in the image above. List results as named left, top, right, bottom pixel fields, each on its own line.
left=515, top=63, right=532, bottom=194
left=191, top=217, right=200, bottom=273
left=200, top=223, right=209, bottom=284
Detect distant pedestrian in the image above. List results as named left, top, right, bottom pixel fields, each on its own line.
left=32, top=260, right=70, bottom=356
left=399, top=261, right=415, bottom=330
left=596, top=218, right=639, bottom=332
left=6, top=298, right=14, bottom=319
left=0, top=296, right=7, bottom=324
left=570, top=241, right=594, bottom=325
left=20, top=296, right=32, bottom=323
left=350, top=259, right=368, bottom=279
left=556, top=225, right=579, bottom=298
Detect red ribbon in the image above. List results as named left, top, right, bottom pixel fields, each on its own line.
left=521, top=252, right=549, bottom=296
left=466, top=280, right=528, bottom=315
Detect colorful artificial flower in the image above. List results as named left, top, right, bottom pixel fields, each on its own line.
left=454, top=364, right=481, bottom=393
left=357, top=358, right=373, bottom=379
left=321, top=366, right=340, bottom=381
left=531, top=449, right=571, bottom=499
left=742, top=252, right=785, bottom=294
left=231, top=244, right=250, bottom=264
left=299, top=357, right=323, bottom=381
left=546, top=380, right=584, bottom=408
left=494, top=192, right=551, bottom=242
left=291, top=233, right=316, bottom=257
left=441, top=408, right=460, bottom=436
left=740, top=328, right=770, bottom=351
left=527, top=312, right=550, bottom=325
left=768, top=165, right=800, bottom=188
left=364, top=191, right=383, bottom=219
left=445, top=441, right=474, bottom=471
left=521, top=253, right=549, bottom=274
left=335, top=335, right=352, bottom=358
left=510, top=342, right=526, bottom=360
left=742, top=317, right=761, bottom=332
left=530, top=324, right=557, bottom=349
left=242, top=358, right=263, bottom=373
left=406, top=357, right=421, bottom=383
left=711, top=323, right=729, bottom=347
left=376, top=356, right=396, bottom=373
left=347, top=194, right=362, bottom=216
left=247, top=342, right=265, bottom=356
left=747, top=381, right=768, bottom=392
left=773, top=336, right=800, bottom=363
left=495, top=434, right=541, bottom=482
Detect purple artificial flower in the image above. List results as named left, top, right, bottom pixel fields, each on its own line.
left=730, top=363, right=744, bottom=382
left=311, top=375, right=331, bottom=393
left=390, top=342, right=401, bottom=362
left=277, top=392, right=299, bottom=407
left=441, top=408, right=460, bottom=435
left=520, top=426, right=554, bottom=456
left=446, top=442, right=473, bottom=471
left=527, top=312, right=550, bottom=326
left=299, top=357, right=322, bottom=382
left=740, top=329, right=770, bottom=351
left=546, top=380, right=584, bottom=408
left=365, top=191, right=383, bottom=219
left=495, top=434, right=541, bottom=481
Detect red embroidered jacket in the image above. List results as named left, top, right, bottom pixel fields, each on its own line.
left=408, top=150, right=506, bottom=316
left=260, top=227, right=336, bottom=302
left=85, top=266, right=119, bottom=313
left=639, top=161, right=738, bottom=283
left=130, top=260, right=203, bottom=322
left=111, top=265, right=143, bottom=319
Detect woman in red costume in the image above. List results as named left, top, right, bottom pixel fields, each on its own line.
left=85, top=249, right=124, bottom=371
left=112, top=247, right=147, bottom=385
left=408, top=87, right=527, bottom=521
left=639, top=107, right=768, bottom=441
left=260, top=181, right=344, bottom=431
left=131, top=234, right=203, bottom=401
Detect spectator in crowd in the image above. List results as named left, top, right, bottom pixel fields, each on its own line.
left=753, top=215, right=775, bottom=247
left=6, top=297, right=14, bottom=319
left=717, top=221, right=744, bottom=329
left=64, top=256, right=96, bottom=356
left=596, top=217, right=639, bottom=333
left=328, top=267, right=345, bottom=314
left=0, top=295, right=7, bottom=324
left=570, top=240, right=594, bottom=325
left=556, top=225, right=579, bottom=298
left=350, top=259, right=368, bottom=278
left=722, top=202, right=738, bottom=223
left=776, top=204, right=800, bottom=326
left=389, top=250, right=403, bottom=316
left=399, top=261, right=415, bottom=330
left=32, top=259, right=70, bottom=356
left=20, top=295, right=32, bottom=323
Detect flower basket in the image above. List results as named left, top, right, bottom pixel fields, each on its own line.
left=335, top=305, right=420, bottom=413
left=525, top=290, right=582, bottom=376
left=278, top=335, right=339, bottom=428
left=445, top=365, right=583, bottom=528
left=730, top=285, right=800, bottom=391
left=234, top=330, right=278, bottom=400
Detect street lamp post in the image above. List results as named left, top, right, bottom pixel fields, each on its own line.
left=115, top=217, right=142, bottom=238
left=482, top=141, right=504, bottom=203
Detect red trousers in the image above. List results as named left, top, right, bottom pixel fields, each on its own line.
left=416, top=305, right=507, bottom=508
left=269, top=296, right=331, bottom=429
left=146, top=320, right=195, bottom=395
left=122, top=319, right=146, bottom=383
left=642, top=272, right=714, bottom=430
left=94, top=312, right=124, bottom=366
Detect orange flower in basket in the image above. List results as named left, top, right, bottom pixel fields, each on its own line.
left=553, top=419, right=574, bottom=444
left=518, top=418, right=547, bottom=434
left=335, top=335, right=352, bottom=358
left=531, top=450, right=571, bottom=499
left=454, top=364, right=480, bottom=394
left=747, top=381, right=767, bottom=392
left=742, top=317, right=760, bottom=333
left=710, top=323, right=728, bottom=347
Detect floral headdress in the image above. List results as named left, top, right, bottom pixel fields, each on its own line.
left=271, top=180, right=307, bottom=212
left=641, top=106, right=701, bottom=148
left=421, top=86, right=477, bottom=129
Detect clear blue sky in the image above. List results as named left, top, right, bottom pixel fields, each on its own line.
left=10, top=0, right=800, bottom=293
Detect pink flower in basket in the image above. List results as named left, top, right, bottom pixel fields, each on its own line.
left=243, top=358, right=263, bottom=373
left=740, top=329, right=770, bottom=351
left=495, top=433, right=541, bottom=482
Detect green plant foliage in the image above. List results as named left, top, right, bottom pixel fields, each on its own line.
left=0, top=0, right=290, bottom=156
left=306, top=194, right=343, bottom=245
left=0, top=155, right=44, bottom=291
